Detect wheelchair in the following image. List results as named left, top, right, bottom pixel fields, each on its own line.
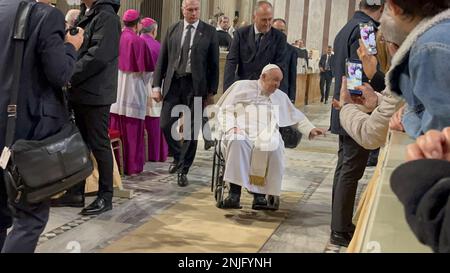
left=211, top=139, right=227, bottom=209
left=210, top=139, right=280, bottom=210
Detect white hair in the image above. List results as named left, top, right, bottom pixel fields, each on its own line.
left=65, top=9, right=80, bottom=27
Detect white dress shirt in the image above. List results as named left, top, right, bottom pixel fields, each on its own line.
left=153, top=20, right=199, bottom=93
left=181, top=19, right=199, bottom=73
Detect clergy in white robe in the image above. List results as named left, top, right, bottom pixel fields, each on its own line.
left=214, top=64, right=326, bottom=209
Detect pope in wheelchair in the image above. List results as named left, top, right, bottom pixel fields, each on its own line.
left=211, top=64, right=326, bottom=210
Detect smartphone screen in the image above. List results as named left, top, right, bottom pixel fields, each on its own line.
left=360, top=22, right=377, bottom=55
left=346, top=60, right=363, bottom=96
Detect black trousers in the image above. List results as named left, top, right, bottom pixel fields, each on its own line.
left=0, top=229, right=6, bottom=251
left=331, top=135, right=370, bottom=233
left=0, top=170, right=12, bottom=250
left=1, top=199, right=49, bottom=253
left=1, top=169, right=50, bottom=253
left=320, top=71, right=333, bottom=102
left=69, top=104, right=114, bottom=202
left=202, top=116, right=213, bottom=142
left=160, top=75, right=202, bottom=174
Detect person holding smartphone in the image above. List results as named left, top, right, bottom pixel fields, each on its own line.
left=329, top=0, right=385, bottom=247
left=0, top=0, right=84, bottom=253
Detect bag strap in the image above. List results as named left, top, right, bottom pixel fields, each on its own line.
left=5, top=1, right=34, bottom=148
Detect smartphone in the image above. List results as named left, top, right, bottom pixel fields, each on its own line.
left=360, top=22, right=377, bottom=55
left=346, top=60, right=363, bottom=96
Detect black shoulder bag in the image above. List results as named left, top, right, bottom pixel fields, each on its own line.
left=2, top=1, right=93, bottom=204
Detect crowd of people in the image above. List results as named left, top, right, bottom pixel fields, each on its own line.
left=0, top=0, right=449, bottom=253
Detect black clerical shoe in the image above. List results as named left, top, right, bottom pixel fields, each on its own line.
left=178, top=173, right=189, bottom=187
left=51, top=193, right=85, bottom=208
left=222, top=194, right=242, bottom=209
left=80, top=197, right=112, bottom=216
left=330, top=231, right=353, bottom=247
left=169, top=162, right=180, bottom=174
left=204, top=140, right=215, bottom=151
left=252, top=196, right=268, bottom=210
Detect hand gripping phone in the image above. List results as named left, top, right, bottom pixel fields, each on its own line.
left=360, top=22, right=377, bottom=55
left=346, top=60, right=363, bottom=96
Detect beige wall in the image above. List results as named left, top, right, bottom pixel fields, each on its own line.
left=55, top=0, right=355, bottom=54
left=199, top=0, right=354, bottom=51
left=271, top=0, right=356, bottom=54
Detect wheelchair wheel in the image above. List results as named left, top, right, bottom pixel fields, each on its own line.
left=215, top=185, right=225, bottom=208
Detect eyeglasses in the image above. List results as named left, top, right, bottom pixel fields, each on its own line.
left=379, top=35, right=396, bottom=45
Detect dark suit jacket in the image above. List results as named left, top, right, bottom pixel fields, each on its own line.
left=319, top=54, right=335, bottom=76
left=217, top=30, right=232, bottom=50
left=223, top=25, right=287, bottom=91
left=0, top=0, right=77, bottom=229
left=279, top=44, right=298, bottom=102
left=69, top=0, right=121, bottom=106
left=330, top=11, right=379, bottom=135
left=0, top=0, right=77, bottom=146
left=153, top=20, right=220, bottom=97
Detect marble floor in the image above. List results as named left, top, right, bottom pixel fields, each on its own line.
left=35, top=102, right=374, bottom=253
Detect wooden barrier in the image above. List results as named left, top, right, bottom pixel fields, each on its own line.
left=295, top=73, right=321, bottom=107
left=348, top=131, right=432, bottom=253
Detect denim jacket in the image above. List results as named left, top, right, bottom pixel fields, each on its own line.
left=387, top=9, right=450, bottom=139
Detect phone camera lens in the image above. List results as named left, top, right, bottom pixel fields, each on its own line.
left=69, top=28, right=79, bottom=36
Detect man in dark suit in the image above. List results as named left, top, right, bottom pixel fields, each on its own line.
left=330, top=0, right=384, bottom=247
left=52, top=0, right=122, bottom=216
left=319, top=46, right=334, bottom=104
left=272, top=18, right=297, bottom=103
left=0, top=0, right=83, bottom=252
left=152, top=0, right=219, bottom=187
left=223, top=0, right=287, bottom=91
left=217, top=15, right=233, bottom=50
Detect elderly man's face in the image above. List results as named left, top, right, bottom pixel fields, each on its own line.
left=261, top=69, right=283, bottom=94
left=253, top=4, right=273, bottom=34
left=182, top=0, right=201, bottom=24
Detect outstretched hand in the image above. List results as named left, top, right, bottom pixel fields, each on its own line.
left=309, top=128, right=327, bottom=140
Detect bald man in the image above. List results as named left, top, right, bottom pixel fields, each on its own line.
left=224, top=1, right=287, bottom=91
left=216, top=65, right=326, bottom=210
left=272, top=18, right=297, bottom=102
left=152, top=0, right=219, bottom=187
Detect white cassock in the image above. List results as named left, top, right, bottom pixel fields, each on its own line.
left=214, top=80, right=316, bottom=196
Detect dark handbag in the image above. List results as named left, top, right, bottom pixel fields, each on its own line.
left=279, top=126, right=303, bottom=149
left=2, top=2, right=93, bottom=204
